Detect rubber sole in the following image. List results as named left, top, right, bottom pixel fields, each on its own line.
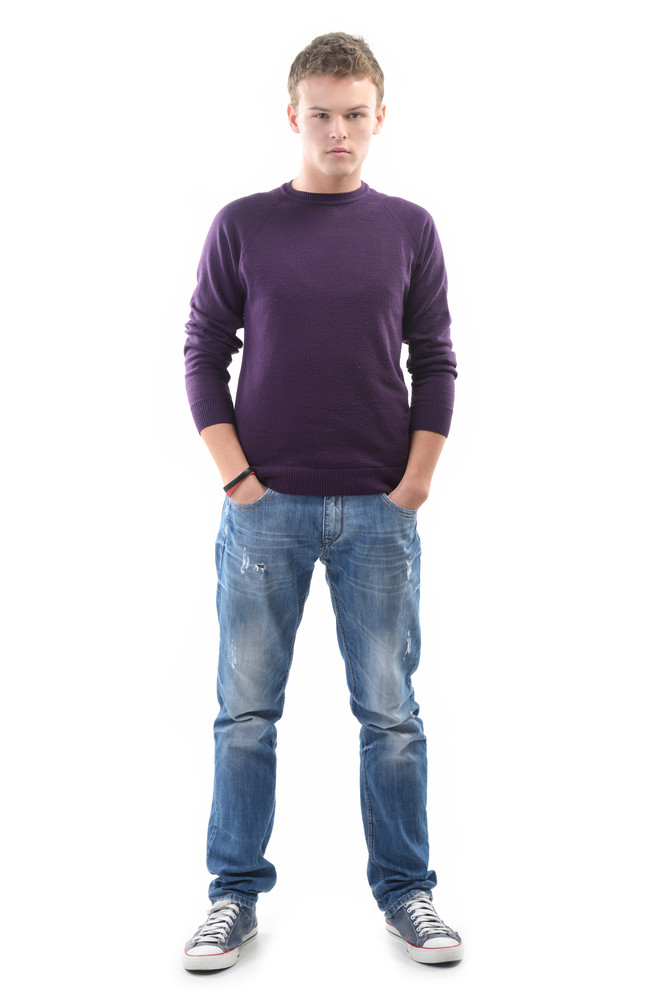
left=183, top=927, right=258, bottom=972
left=386, top=922, right=464, bottom=964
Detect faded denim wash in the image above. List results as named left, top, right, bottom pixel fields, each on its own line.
left=207, top=489, right=437, bottom=915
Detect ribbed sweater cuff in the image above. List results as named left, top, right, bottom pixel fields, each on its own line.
left=410, top=402, right=454, bottom=438
left=190, top=395, right=236, bottom=433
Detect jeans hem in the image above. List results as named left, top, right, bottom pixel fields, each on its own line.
left=383, top=887, right=432, bottom=918
left=209, top=891, right=258, bottom=909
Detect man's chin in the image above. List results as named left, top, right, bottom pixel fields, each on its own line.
left=322, top=153, right=357, bottom=170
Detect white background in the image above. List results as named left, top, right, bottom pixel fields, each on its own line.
left=2, top=0, right=665, bottom=996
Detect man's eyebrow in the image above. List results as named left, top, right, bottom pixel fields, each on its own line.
left=306, top=104, right=371, bottom=111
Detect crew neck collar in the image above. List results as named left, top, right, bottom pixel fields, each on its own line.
left=280, top=180, right=370, bottom=204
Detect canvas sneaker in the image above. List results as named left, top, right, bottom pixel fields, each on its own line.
left=386, top=892, right=463, bottom=964
left=183, top=898, right=258, bottom=971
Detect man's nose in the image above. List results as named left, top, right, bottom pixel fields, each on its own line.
left=329, top=117, right=348, bottom=140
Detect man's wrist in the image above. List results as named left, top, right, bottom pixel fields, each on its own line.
left=227, top=475, right=267, bottom=505
left=224, top=467, right=256, bottom=494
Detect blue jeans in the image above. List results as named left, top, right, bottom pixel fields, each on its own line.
left=207, top=490, right=437, bottom=915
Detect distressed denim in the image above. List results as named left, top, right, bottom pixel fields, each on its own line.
left=207, top=490, right=437, bottom=914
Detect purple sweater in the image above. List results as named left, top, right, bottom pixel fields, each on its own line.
left=184, top=181, right=457, bottom=495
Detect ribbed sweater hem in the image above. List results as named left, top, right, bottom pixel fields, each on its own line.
left=255, top=465, right=408, bottom=497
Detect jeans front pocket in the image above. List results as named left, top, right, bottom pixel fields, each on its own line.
left=227, top=487, right=276, bottom=512
left=379, top=492, right=418, bottom=517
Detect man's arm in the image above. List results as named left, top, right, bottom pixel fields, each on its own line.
left=387, top=429, right=446, bottom=510
left=391, top=209, right=455, bottom=511
left=401, top=214, right=457, bottom=475
left=200, top=423, right=268, bottom=504
left=184, top=206, right=247, bottom=435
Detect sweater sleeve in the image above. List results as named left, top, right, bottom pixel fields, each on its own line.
left=183, top=208, right=245, bottom=433
left=403, top=214, right=457, bottom=437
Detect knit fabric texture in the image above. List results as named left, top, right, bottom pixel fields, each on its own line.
left=184, top=181, right=457, bottom=496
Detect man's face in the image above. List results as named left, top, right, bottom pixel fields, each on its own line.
left=287, top=75, right=386, bottom=193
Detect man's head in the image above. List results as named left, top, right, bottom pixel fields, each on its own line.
left=287, top=33, right=386, bottom=193
left=287, top=32, right=384, bottom=111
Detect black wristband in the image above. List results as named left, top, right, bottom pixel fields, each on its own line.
left=223, top=467, right=255, bottom=493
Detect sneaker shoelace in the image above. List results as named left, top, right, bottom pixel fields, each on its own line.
left=192, top=900, right=241, bottom=945
left=406, top=894, right=459, bottom=940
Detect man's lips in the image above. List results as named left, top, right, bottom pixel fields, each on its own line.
left=327, top=149, right=350, bottom=154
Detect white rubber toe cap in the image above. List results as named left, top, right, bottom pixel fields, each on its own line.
left=423, top=936, right=461, bottom=948
left=185, top=944, right=224, bottom=956
left=407, top=938, right=464, bottom=964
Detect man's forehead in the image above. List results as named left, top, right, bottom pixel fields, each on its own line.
left=295, top=75, right=378, bottom=105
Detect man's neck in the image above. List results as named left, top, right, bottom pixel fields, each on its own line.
left=291, top=171, right=363, bottom=194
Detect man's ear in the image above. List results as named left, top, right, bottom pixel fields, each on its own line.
left=373, top=104, right=387, bottom=135
left=287, top=104, right=301, bottom=134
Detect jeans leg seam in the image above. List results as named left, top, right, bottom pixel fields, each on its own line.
left=360, top=727, right=375, bottom=865
left=327, top=576, right=376, bottom=866
left=327, top=577, right=356, bottom=703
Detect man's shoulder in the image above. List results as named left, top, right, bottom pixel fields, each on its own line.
left=371, top=188, right=433, bottom=217
left=368, top=187, right=438, bottom=242
left=209, top=185, right=284, bottom=234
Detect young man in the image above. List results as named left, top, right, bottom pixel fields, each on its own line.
left=182, top=32, right=462, bottom=969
